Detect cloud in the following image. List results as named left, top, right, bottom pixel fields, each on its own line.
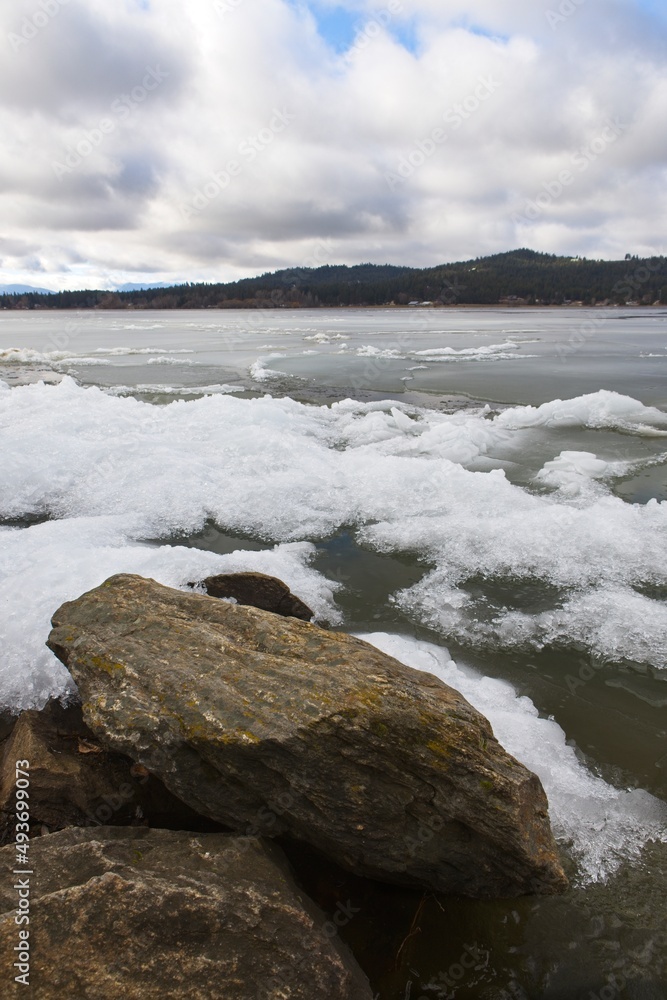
left=0, top=0, right=666, bottom=287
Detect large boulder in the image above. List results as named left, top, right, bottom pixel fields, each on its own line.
left=0, top=827, right=373, bottom=999
left=48, top=574, right=568, bottom=898
left=0, top=701, right=222, bottom=844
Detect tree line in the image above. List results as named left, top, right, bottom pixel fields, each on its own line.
left=2, top=250, right=665, bottom=310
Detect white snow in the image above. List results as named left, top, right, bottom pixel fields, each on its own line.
left=412, top=340, right=520, bottom=358
left=496, top=389, right=667, bottom=436
left=1, top=385, right=665, bottom=676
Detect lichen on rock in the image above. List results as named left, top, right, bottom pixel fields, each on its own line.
left=48, top=573, right=568, bottom=899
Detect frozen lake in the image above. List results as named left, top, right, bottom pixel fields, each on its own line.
left=1, top=306, right=666, bottom=996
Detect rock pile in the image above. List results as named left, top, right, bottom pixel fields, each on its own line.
left=0, top=571, right=567, bottom=999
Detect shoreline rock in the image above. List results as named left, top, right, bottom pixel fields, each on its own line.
left=48, top=573, right=568, bottom=898
left=0, top=827, right=373, bottom=999
left=197, top=571, right=314, bottom=621
left=0, top=700, right=226, bottom=845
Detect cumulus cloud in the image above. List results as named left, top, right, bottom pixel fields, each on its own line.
left=0, top=0, right=666, bottom=287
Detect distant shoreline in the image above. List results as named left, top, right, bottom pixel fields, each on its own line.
left=2, top=250, right=666, bottom=310
left=3, top=302, right=665, bottom=312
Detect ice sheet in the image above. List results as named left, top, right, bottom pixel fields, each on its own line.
left=1, top=379, right=666, bottom=697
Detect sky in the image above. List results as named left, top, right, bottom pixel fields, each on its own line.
left=1, top=0, right=666, bottom=290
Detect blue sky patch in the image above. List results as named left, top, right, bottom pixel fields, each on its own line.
left=309, top=5, right=358, bottom=52
left=389, top=16, right=419, bottom=54
left=303, top=2, right=419, bottom=54
left=635, top=0, right=667, bottom=14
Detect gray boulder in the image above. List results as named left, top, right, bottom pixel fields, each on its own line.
left=48, top=574, right=568, bottom=898
left=0, top=827, right=373, bottom=999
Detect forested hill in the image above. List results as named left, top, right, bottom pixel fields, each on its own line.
left=2, top=250, right=666, bottom=309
